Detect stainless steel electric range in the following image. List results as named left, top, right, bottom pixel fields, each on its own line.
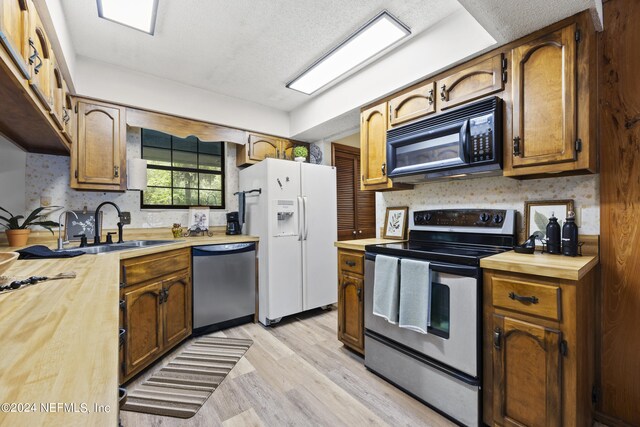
left=364, top=208, right=516, bottom=426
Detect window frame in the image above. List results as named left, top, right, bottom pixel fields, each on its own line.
left=140, top=130, right=226, bottom=210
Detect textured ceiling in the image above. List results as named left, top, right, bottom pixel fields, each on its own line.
left=458, top=0, right=602, bottom=43
left=60, top=0, right=462, bottom=112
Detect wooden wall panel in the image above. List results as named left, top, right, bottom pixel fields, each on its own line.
left=599, top=0, right=640, bottom=424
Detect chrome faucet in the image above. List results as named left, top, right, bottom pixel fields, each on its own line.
left=94, top=202, right=125, bottom=245
left=57, top=210, right=78, bottom=250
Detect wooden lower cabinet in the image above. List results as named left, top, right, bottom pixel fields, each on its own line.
left=493, top=315, right=562, bottom=427
left=337, top=249, right=365, bottom=354
left=162, top=272, right=192, bottom=348
left=123, top=281, right=163, bottom=378
left=119, top=249, right=192, bottom=384
left=483, top=269, right=596, bottom=427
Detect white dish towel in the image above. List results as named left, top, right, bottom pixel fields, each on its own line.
left=373, top=254, right=400, bottom=324
left=399, top=258, right=431, bottom=334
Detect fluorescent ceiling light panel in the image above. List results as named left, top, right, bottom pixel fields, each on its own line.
left=97, top=0, right=159, bottom=34
left=287, top=11, right=410, bottom=95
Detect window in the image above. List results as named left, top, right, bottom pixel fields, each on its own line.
left=141, top=129, right=225, bottom=209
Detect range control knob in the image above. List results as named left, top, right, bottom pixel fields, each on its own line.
left=425, top=213, right=432, bottom=222
left=480, top=212, right=491, bottom=222
left=493, top=214, right=504, bottom=224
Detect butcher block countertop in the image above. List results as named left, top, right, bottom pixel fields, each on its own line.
left=334, top=238, right=404, bottom=251
left=0, top=232, right=258, bottom=427
left=480, top=250, right=599, bottom=281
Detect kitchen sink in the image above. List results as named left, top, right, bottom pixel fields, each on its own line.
left=57, top=240, right=181, bottom=255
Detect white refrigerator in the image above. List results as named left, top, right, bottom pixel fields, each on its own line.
left=239, top=158, right=337, bottom=325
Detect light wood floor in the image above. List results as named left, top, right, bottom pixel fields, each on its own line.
left=121, top=308, right=455, bottom=427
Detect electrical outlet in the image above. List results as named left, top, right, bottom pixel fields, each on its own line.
left=120, top=212, right=131, bottom=225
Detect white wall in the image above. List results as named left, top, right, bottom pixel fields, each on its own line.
left=289, top=8, right=496, bottom=138
left=0, top=136, right=27, bottom=216
left=334, top=133, right=360, bottom=148
left=74, top=57, right=291, bottom=138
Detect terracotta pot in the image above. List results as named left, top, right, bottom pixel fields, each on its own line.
left=5, top=229, right=31, bottom=247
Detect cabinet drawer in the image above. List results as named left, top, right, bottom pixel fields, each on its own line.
left=492, top=276, right=561, bottom=321
left=339, top=251, right=364, bottom=274
left=121, top=248, right=190, bottom=286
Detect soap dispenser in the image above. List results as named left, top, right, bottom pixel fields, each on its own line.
left=546, top=212, right=561, bottom=255
left=562, top=211, right=579, bottom=256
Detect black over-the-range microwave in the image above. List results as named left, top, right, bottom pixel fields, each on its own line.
left=386, top=97, right=503, bottom=182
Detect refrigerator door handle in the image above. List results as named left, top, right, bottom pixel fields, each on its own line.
left=303, top=196, right=309, bottom=240
left=297, top=196, right=303, bottom=241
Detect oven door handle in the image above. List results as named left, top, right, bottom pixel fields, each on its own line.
left=459, top=118, right=470, bottom=163
left=429, top=262, right=479, bottom=277
left=365, top=252, right=479, bottom=278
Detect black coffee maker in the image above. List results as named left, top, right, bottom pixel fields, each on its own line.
left=226, top=212, right=241, bottom=235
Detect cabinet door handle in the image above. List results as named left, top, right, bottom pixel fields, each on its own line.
left=440, top=84, right=447, bottom=101
left=508, top=291, right=538, bottom=305
left=34, top=52, right=43, bottom=75
left=358, top=230, right=362, bottom=234
left=493, top=328, right=502, bottom=349
left=114, top=165, right=119, bottom=178
left=28, top=38, right=37, bottom=65
left=62, top=108, right=70, bottom=124
left=513, top=136, right=521, bottom=157
left=381, top=163, right=386, bottom=176
left=357, top=287, right=362, bottom=302
left=158, top=291, right=163, bottom=305
left=163, top=288, right=169, bottom=303
left=352, top=230, right=357, bottom=235
left=345, top=260, right=356, bottom=267
left=119, top=328, right=126, bottom=348
left=427, top=88, right=434, bottom=105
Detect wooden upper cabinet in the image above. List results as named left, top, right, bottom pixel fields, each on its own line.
left=493, top=315, right=562, bottom=427
left=123, top=281, right=163, bottom=376
left=49, top=61, right=64, bottom=130
left=511, top=24, right=577, bottom=169
left=388, top=81, right=435, bottom=127
left=27, top=10, right=52, bottom=111
left=74, top=99, right=126, bottom=189
left=248, top=133, right=279, bottom=162
left=162, top=273, right=192, bottom=349
left=236, top=133, right=308, bottom=166
left=0, top=0, right=31, bottom=79
left=438, top=53, right=505, bottom=111
left=61, top=82, right=74, bottom=144
left=361, top=103, right=388, bottom=186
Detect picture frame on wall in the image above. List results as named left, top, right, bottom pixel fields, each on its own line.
left=64, top=211, right=103, bottom=241
left=524, top=199, right=575, bottom=240
left=188, top=207, right=210, bottom=231
left=383, top=206, right=409, bottom=240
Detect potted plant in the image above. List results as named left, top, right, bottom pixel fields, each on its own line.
left=0, top=206, right=59, bottom=247
left=293, top=145, right=308, bottom=162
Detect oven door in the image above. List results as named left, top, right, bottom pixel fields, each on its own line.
left=364, top=253, right=479, bottom=378
left=387, top=119, right=470, bottom=177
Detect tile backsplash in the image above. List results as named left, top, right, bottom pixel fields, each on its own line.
left=377, top=174, right=600, bottom=240
left=25, top=127, right=239, bottom=229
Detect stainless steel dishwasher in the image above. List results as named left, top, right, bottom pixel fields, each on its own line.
left=192, top=242, right=256, bottom=335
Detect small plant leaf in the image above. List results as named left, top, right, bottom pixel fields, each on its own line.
left=30, top=220, right=60, bottom=234
left=0, top=206, right=14, bottom=217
